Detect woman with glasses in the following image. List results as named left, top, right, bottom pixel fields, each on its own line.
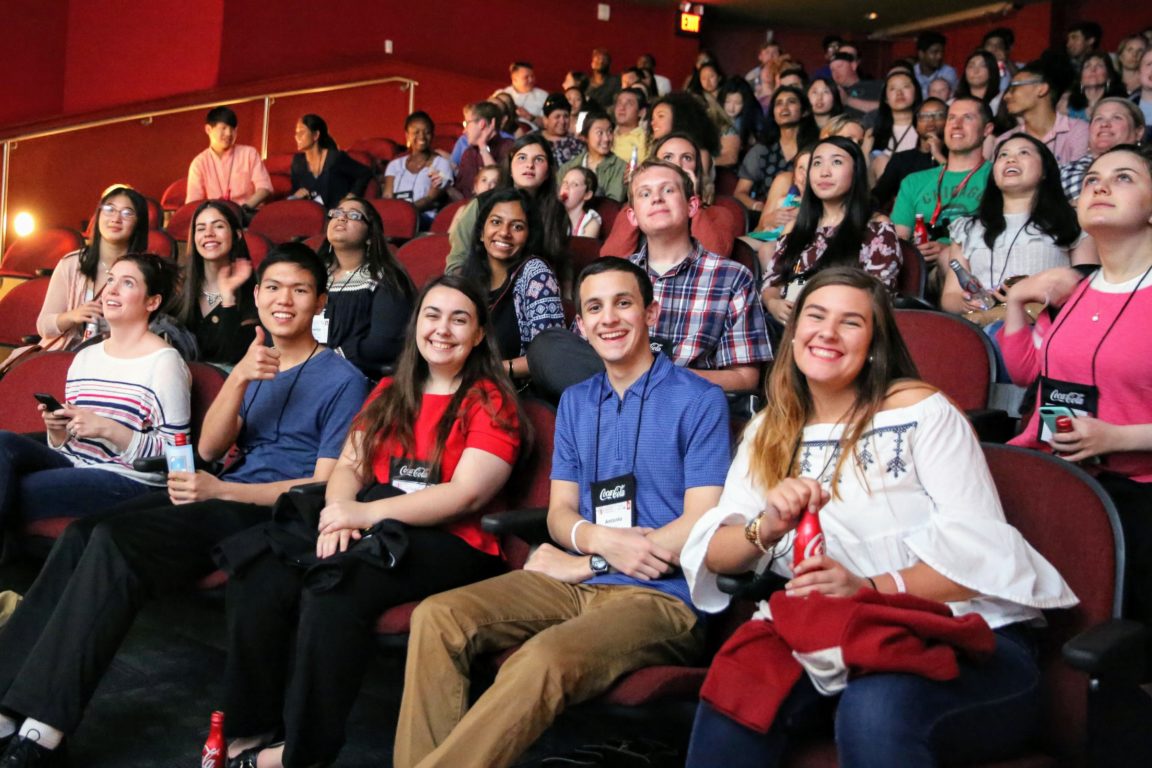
left=35, top=186, right=150, bottom=351
left=316, top=197, right=416, bottom=376
left=289, top=114, right=372, bottom=206
left=384, top=111, right=455, bottom=229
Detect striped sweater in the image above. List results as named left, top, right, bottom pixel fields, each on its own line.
left=57, top=343, right=192, bottom=486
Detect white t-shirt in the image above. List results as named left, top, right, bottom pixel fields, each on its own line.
left=500, top=86, right=548, bottom=117
left=384, top=155, right=454, bottom=206
left=950, top=213, right=1082, bottom=291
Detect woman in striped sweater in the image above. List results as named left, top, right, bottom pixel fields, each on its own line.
left=0, top=253, right=191, bottom=528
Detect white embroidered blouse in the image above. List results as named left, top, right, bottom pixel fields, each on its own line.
left=682, top=392, right=1078, bottom=628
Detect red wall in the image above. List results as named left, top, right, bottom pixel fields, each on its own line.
left=0, top=0, right=702, bottom=245
left=62, top=0, right=224, bottom=114
left=887, top=3, right=1054, bottom=69
left=215, top=0, right=700, bottom=98
left=0, top=1, right=68, bottom=126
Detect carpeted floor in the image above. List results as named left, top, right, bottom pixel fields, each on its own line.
left=0, top=555, right=677, bottom=767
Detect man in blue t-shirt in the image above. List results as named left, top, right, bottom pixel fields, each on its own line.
left=395, top=258, right=730, bottom=768
left=0, top=245, right=369, bottom=762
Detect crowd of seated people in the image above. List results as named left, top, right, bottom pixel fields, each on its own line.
left=2, top=20, right=1152, bottom=767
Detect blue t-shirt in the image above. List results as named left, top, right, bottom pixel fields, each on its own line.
left=223, top=348, right=369, bottom=484
left=552, top=353, right=730, bottom=608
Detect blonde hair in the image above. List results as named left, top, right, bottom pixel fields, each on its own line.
left=748, top=268, right=921, bottom=497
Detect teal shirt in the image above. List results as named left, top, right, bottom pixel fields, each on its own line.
left=891, top=162, right=990, bottom=244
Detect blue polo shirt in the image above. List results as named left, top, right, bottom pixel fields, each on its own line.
left=552, top=353, right=730, bottom=607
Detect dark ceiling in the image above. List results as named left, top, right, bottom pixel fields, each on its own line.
left=637, top=0, right=1026, bottom=37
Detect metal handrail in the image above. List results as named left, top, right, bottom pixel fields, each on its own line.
left=0, top=75, right=418, bottom=255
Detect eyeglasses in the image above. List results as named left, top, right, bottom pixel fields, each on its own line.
left=100, top=204, right=137, bottom=220
left=916, top=111, right=947, bottom=121
left=327, top=208, right=368, bottom=222
left=461, top=118, right=483, bottom=129
left=1007, top=78, right=1044, bottom=89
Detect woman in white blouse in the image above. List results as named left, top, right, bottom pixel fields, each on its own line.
left=681, top=267, right=1077, bottom=767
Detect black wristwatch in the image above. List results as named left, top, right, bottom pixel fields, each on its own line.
left=589, top=554, right=609, bottom=575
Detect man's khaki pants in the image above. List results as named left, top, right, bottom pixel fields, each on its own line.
left=394, top=570, right=703, bottom=768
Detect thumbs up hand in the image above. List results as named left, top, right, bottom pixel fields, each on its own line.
left=233, top=326, right=281, bottom=383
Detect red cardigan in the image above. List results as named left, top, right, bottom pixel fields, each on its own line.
left=700, top=589, right=996, bottom=733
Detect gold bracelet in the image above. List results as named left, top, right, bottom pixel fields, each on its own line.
left=743, top=513, right=773, bottom=555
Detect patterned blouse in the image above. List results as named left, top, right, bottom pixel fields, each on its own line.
left=766, top=220, right=902, bottom=297
left=505, top=257, right=566, bottom=356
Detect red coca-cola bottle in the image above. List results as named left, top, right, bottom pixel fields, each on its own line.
left=201, top=711, right=226, bottom=768
left=793, top=509, right=826, bottom=568
left=913, top=214, right=930, bottom=247
left=1053, top=415, right=1074, bottom=458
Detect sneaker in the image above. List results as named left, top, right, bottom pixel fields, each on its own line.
left=0, top=736, right=63, bottom=767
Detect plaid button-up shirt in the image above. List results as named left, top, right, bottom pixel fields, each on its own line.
left=1059, top=153, right=1093, bottom=203
left=629, top=241, right=772, bottom=370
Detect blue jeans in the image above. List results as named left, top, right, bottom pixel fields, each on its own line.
left=0, top=431, right=154, bottom=524
left=685, top=625, right=1041, bottom=768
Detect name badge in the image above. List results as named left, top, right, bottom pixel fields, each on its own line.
left=648, top=336, right=675, bottom=359
left=390, top=457, right=439, bottom=494
left=394, top=189, right=414, bottom=201
left=591, top=472, right=637, bottom=528
left=311, top=310, right=330, bottom=344
left=1036, top=375, right=1098, bottom=442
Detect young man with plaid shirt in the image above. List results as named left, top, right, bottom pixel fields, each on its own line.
left=529, top=159, right=771, bottom=397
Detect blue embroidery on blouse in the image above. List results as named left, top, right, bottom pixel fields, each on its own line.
left=800, top=421, right=919, bottom=480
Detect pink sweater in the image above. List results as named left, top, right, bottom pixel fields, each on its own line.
left=1000, top=276, right=1152, bottom=481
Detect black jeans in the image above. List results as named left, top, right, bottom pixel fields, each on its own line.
left=0, top=492, right=268, bottom=732
left=223, top=527, right=504, bottom=768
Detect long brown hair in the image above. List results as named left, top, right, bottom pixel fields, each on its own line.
left=353, top=273, right=529, bottom=477
left=749, top=267, right=921, bottom=497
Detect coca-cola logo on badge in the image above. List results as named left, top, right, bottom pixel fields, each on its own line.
left=399, top=465, right=430, bottom=479
left=599, top=484, right=627, bottom=502
left=1049, top=390, right=1085, bottom=406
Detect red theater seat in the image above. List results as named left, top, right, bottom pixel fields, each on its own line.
left=429, top=199, right=467, bottom=234
left=395, top=234, right=449, bottom=290
left=147, top=229, right=177, bottom=260
left=590, top=197, right=621, bottom=238
left=161, top=178, right=187, bottom=213
left=0, top=277, right=51, bottom=349
left=244, top=232, right=273, bottom=269
left=0, top=227, right=85, bottom=281
left=348, top=137, right=401, bottom=165
left=0, top=351, right=75, bottom=432
left=371, top=198, right=419, bottom=243
left=248, top=200, right=327, bottom=244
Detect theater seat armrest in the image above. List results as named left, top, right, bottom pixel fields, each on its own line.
left=289, top=481, right=328, bottom=497
left=1063, top=618, right=1150, bottom=684
left=717, top=570, right=788, bottom=601
left=894, top=296, right=935, bottom=311
left=133, top=456, right=166, bottom=473
left=967, top=409, right=1014, bottom=443
left=717, top=572, right=755, bottom=594
left=481, top=507, right=550, bottom=543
